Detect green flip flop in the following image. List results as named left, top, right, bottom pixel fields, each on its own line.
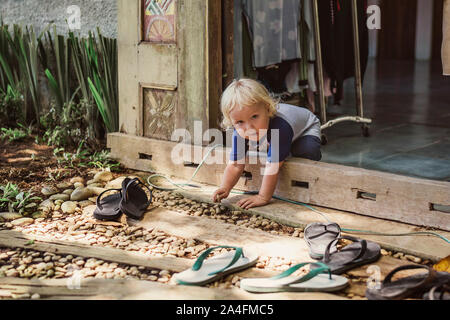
left=173, top=246, right=258, bottom=286
left=240, top=262, right=349, bottom=293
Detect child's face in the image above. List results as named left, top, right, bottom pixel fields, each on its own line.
left=229, top=104, right=270, bottom=141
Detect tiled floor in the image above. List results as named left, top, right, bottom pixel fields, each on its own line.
left=320, top=59, right=450, bottom=182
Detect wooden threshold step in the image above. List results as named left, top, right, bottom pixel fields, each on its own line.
left=107, top=133, right=450, bottom=231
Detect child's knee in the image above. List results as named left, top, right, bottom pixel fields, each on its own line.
left=291, top=136, right=322, bottom=161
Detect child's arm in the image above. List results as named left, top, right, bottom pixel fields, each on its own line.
left=236, top=161, right=284, bottom=209
left=212, top=161, right=245, bottom=202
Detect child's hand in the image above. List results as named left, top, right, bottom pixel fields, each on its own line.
left=237, top=194, right=270, bottom=210
left=213, top=187, right=231, bottom=203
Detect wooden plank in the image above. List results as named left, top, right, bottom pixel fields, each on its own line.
left=0, top=278, right=347, bottom=300
left=137, top=43, right=178, bottom=86
left=107, top=134, right=450, bottom=231
left=208, top=0, right=223, bottom=130
left=0, top=230, right=190, bottom=273
left=222, top=0, right=235, bottom=88
left=175, top=183, right=450, bottom=262
left=118, top=0, right=140, bottom=136
left=87, top=206, right=313, bottom=262
left=0, top=229, right=277, bottom=280
left=176, top=0, right=209, bottom=138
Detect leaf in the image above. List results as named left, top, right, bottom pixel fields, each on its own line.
left=25, top=240, right=35, bottom=245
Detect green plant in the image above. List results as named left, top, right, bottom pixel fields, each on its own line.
left=0, top=23, right=47, bottom=126
left=52, top=141, right=120, bottom=171
left=86, top=28, right=118, bottom=133
left=0, top=22, right=20, bottom=93
left=53, top=141, right=90, bottom=168
left=0, top=182, right=42, bottom=214
left=0, top=84, right=25, bottom=126
left=0, top=123, right=32, bottom=142
left=41, top=99, right=97, bottom=149
left=44, top=25, right=73, bottom=113
left=85, top=149, right=121, bottom=172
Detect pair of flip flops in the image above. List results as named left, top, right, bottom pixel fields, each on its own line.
left=304, top=222, right=381, bottom=274
left=366, top=264, right=450, bottom=300
left=174, top=246, right=348, bottom=293
left=93, top=177, right=153, bottom=221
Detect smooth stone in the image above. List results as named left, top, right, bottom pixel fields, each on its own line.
left=87, top=186, right=107, bottom=196
left=62, top=189, right=74, bottom=195
left=0, top=212, right=22, bottom=221
left=87, top=183, right=104, bottom=188
left=32, top=212, right=45, bottom=219
left=78, top=200, right=95, bottom=208
left=11, top=218, right=34, bottom=226
left=39, top=199, right=54, bottom=209
left=41, top=186, right=58, bottom=196
left=104, top=177, right=126, bottom=189
left=61, top=201, right=78, bottom=214
left=56, top=182, right=72, bottom=189
left=70, top=177, right=85, bottom=184
left=93, top=171, right=113, bottom=183
left=70, top=187, right=95, bottom=201
left=73, top=182, right=84, bottom=189
left=49, top=194, right=70, bottom=201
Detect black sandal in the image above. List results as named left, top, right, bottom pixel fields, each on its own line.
left=119, top=178, right=153, bottom=220
left=304, top=222, right=341, bottom=259
left=423, top=283, right=450, bottom=300
left=318, top=235, right=381, bottom=274
left=366, top=264, right=450, bottom=300
left=93, top=188, right=123, bottom=221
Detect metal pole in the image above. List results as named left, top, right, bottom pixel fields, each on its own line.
left=351, top=0, right=364, bottom=118
left=312, top=0, right=326, bottom=125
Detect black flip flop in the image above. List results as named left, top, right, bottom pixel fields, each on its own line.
left=422, top=283, right=450, bottom=300
left=93, top=188, right=123, bottom=221
left=305, top=222, right=341, bottom=259
left=318, top=235, right=381, bottom=275
left=366, top=264, right=450, bottom=300
left=119, top=178, right=153, bottom=220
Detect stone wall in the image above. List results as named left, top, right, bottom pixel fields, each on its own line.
left=0, top=0, right=117, bottom=38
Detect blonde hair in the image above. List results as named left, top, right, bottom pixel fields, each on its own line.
left=220, top=78, right=279, bottom=129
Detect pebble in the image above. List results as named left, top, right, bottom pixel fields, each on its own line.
left=31, top=293, right=40, bottom=299
left=105, top=177, right=126, bottom=189
left=49, top=194, right=70, bottom=201
left=0, top=212, right=23, bottom=221
left=6, top=269, right=19, bottom=277
left=70, top=187, right=95, bottom=201
left=73, top=182, right=84, bottom=189
left=61, top=201, right=78, bottom=214
left=78, top=200, right=94, bottom=208
left=70, top=177, right=85, bottom=184
left=87, top=186, right=107, bottom=196
left=93, top=171, right=114, bottom=183
left=404, top=255, right=421, bottom=264
left=41, top=186, right=58, bottom=196
left=56, top=182, right=73, bottom=189
left=62, top=189, right=74, bottom=195
left=11, top=218, right=34, bottom=226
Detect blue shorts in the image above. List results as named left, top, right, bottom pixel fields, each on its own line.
left=290, top=135, right=322, bottom=161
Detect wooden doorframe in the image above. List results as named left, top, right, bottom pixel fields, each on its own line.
left=117, top=0, right=223, bottom=141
